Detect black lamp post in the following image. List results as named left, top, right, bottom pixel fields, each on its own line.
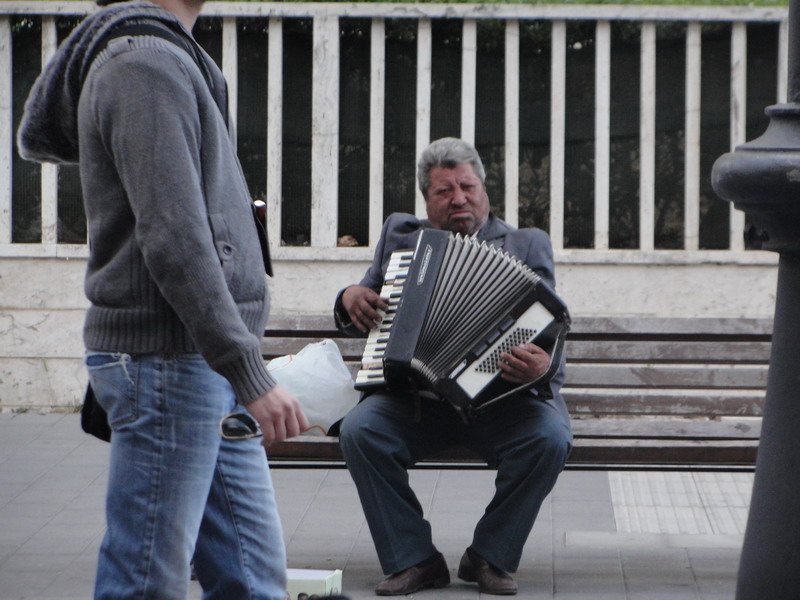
left=711, top=1, right=800, bottom=597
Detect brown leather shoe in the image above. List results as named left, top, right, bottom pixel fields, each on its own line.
left=457, top=548, right=517, bottom=595
left=374, top=552, right=450, bottom=596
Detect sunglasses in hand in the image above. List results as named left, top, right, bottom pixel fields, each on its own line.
left=219, top=412, right=263, bottom=441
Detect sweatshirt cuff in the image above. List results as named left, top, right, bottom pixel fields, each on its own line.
left=333, top=288, right=352, bottom=329
left=216, top=346, right=278, bottom=405
left=333, top=287, right=368, bottom=339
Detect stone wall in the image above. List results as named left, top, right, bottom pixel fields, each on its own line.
left=0, top=253, right=778, bottom=412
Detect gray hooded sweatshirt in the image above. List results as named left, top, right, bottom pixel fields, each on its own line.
left=18, top=1, right=277, bottom=404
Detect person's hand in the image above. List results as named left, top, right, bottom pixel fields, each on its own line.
left=341, top=285, right=389, bottom=333
left=246, top=384, right=309, bottom=447
left=498, top=343, right=551, bottom=384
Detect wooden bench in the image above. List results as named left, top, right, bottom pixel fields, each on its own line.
left=261, top=315, right=770, bottom=472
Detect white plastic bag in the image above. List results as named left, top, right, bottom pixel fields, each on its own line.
left=266, top=339, right=359, bottom=436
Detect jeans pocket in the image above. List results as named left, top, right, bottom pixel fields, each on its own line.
left=85, top=352, right=138, bottom=429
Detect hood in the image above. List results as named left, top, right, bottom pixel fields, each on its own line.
left=17, top=1, right=186, bottom=164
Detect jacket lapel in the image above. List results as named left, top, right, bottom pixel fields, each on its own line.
left=476, top=214, right=510, bottom=249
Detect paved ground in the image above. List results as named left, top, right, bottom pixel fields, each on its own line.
left=0, top=412, right=751, bottom=599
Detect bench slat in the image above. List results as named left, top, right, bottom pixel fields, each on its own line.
left=567, top=439, right=758, bottom=467
left=264, top=315, right=774, bottom=337
left=565, top=363, right=768, bottom=388
left=331, top=363, right=769, bottom=389
left=266, top=428, right=758, bottom=468
left=262, top=338, right=772, bottom=366
left=261, top=337, right=366, bottom=360
left=570, top=416, right=761, bottom=439
left=566, top=340, right=771, bottom=362
left=262, top=336, right=772, bottom=363
left=266, top=314, right=337, bottom=330
left=264, top=356, right=768, bottom=391
left=567, top=316, right=772, bottom=336
left=565, top=389, right=765, bottom=417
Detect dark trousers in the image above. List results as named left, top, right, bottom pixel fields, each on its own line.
left=338, top=390, right=572, bottom=575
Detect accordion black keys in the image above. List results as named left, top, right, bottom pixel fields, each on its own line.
left=355, top=228, right=570, bottom=420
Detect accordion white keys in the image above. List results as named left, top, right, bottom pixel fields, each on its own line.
left=355, top=228, right=571, bottom=420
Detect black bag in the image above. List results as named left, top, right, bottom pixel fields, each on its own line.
left=80, top=385, right=112, bottom=442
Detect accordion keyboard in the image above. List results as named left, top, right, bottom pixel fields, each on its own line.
left=354, top=249, right=414, bottom=390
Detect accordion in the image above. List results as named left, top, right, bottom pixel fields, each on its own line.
left=355, top=228, right=570, bottom=420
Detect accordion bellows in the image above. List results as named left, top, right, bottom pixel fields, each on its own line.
left=356, top=229, right=571, bottom=420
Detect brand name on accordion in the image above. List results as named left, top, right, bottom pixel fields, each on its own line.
left=417, top=244, right=433, bottom=285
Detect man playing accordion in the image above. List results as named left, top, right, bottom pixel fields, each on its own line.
left=333, top=137, right=572, bottom=596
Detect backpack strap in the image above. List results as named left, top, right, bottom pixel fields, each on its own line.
left=83, top=20, right=228, bottom=126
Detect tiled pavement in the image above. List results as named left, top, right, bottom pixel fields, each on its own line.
left=0, top=412, right=751, bottom=599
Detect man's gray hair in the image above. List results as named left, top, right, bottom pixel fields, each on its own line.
left=417, top=137, right=486, bottom=197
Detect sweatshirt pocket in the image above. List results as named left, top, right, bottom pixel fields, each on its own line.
left=208, top=212, right=236, bottom=282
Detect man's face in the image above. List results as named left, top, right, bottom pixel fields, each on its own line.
left=424, top=163, right=490, bottom=237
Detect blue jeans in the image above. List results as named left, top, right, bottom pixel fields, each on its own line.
left=86, top=352, right=286, bottom=600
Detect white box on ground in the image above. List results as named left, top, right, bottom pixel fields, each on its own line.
left=286, top=568, right=343, bottom=599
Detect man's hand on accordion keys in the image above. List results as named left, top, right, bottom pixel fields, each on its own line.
left=342, top=285, right=390, bottom=333
left=498, top=343, right=552, bottom=385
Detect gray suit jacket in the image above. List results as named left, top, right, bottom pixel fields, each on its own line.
left=334, top=212, right=569, bottom=418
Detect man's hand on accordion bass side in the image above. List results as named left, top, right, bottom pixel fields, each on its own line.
left=498, top=343, right=551, bottom=384
left=342, top=285, right=389, bottom=333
